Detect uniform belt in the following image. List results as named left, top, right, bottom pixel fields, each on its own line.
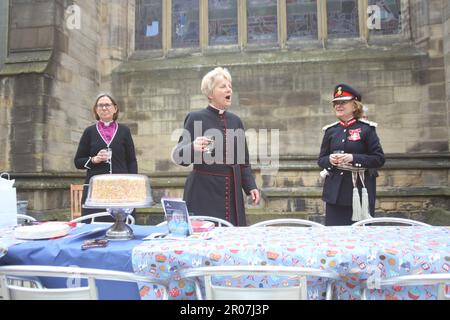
left=335, top=164, right=367, bottom=173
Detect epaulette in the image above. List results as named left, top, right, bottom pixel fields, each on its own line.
left=322, top=121, right=339, bottom=131
left=359, top=119, right=378, bottom=127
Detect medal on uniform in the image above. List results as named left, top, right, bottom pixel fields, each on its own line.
left=348, top=128, right=361, bottom=141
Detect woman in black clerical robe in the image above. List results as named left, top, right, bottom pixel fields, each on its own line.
left=172, top=67, right=260, bottom=226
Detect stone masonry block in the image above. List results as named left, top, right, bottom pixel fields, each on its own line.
left=379, top=201, right=397, bottom=211
left=394, top=86, right=423, bottom=102
left=422, top=170, right=449, bottom=186
left=390, top=174, right=423, bottom=187
left=11, top=1, right=55, bottom=28
left=396, top=201, right=424, bottom=211
left=428, top=84, right=446, bottom=100
left=425, top=102, right=447, bottom=113
left=361, top=87, right=394, bottom=104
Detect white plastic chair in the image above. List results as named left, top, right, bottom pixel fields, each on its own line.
left=179, top=265, right=338, bottom=300
left=157, top=216, right=234, bottom=227
left=352, top=217, right=431, bottom=227
left=17, top=214, right=37, bottom=223
left=0, top=265, right=168, bottom=300
left=361, top=273, right=450, bottom=300
left=0, top=275, right=43, bottom=300
left=250, top=218, right=325, bottom=228
left=70, top=212, right=135, bottom=225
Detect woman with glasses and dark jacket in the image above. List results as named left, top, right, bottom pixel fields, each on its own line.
left=318, top=84, right=385, bottom=226
left=74, top=93, right=138, bottom=219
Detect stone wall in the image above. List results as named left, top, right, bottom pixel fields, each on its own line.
left=1, top=0, right=59, bottom=173
left=98, top=0, right=134, bottom=90
left=112, top=44, right=445, bottom=166
left=49, top=0, right=101, bottom=172
left=0, top=0, right=102, bottom=212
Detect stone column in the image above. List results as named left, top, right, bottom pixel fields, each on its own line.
left=0, top=0, right=60, bottom=172
left=98, top=0, right=133, bottom=91
left=0, top=0, right=7, bottom=68
left=0, top=0, right=103, bottom=214
left=0, top=0, right=9, bottom=169
left=408, top=0, right=448, bottom=152
left=444, top=0, right=450, bottom=145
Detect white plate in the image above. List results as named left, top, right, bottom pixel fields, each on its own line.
left=14, top=222, right=71, bottom=240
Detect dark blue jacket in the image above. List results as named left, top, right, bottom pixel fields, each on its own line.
left=318, top=119, right=385, bottom=211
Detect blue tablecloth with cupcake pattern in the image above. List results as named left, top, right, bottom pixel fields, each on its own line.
left=132, top=226, right=450, bottom=300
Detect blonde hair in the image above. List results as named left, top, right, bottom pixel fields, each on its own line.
left=201, top=67, right=232, bottom=99
left=92, top=93, right=119, bottom=121
left=352, top=100, right=364, bottom=120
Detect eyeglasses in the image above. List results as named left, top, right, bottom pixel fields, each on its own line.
left=97, top=104, right=114, bottom=109
left=333, top=100, right=351, bottom=106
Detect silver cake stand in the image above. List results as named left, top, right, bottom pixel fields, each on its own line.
left=105, top=207, right=134, bottom=240
left=82, top=174, right=153, bottom=241
left=81, top=205, right=138, bottom=240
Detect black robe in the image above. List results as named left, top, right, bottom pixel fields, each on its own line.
left=74, top=122, right=138, bottom=217
left=172, top=106, right=257, bottom=226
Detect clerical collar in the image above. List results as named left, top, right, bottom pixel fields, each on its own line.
left=208, top=104, right=225, bottom=115
left=100, top=120, right=113, bottom=127
left=339, top=118, right=356, bottom=128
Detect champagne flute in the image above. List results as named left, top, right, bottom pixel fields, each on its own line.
left=105, top=147, right=112, bottom=164
left=105, top=147, right=112, bottom=174
left=204, top=136, right=215, bottom=154
left=332, top=150, right=344, bottom=166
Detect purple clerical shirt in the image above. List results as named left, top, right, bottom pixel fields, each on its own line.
left=96, top=121, right=117, bottom=144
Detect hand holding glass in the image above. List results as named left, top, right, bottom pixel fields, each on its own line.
left=204, top=136, right=215, bottom=154
left=331, top=150, right=344, bottom=165
left=105, top=148, right=112, bottom=164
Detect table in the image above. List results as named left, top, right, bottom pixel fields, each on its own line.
left=132, top=226, right=450, bottom=300
left=0, top=226, right=26, bottom=259
left=0, top=223, right=166, bottom=300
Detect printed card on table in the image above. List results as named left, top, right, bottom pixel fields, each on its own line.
left=161, top=198, right=193, bottom=237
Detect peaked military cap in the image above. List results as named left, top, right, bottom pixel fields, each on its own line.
left=332, top=84, right=362, bottom=102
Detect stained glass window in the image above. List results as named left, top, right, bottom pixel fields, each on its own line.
left=368, top=0, right=402, bottom=35
left=208, top=0, right=238, bottom=45
left=172, top=0, right=200, bottom=48
left=134, top=0, right=407, bottom=52
left=327, top=0, right=359, bottom=38
left=286, top=0, right=318, bottom=40
left=247, top=0, right=278, bottom=44
left=135, top=0, right=162, bottom=50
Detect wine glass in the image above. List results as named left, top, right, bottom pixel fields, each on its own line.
left=105, top=148, right=112, bottom=174
left=105, top=148, right=112, bottom=164
left=331, top=150, right=344, bottom=166
left=204, top=136, right=215, bottom=154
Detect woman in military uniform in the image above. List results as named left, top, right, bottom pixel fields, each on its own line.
left=318, top=84, right=385, bottom=226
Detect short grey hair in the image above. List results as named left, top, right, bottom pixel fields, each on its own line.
left=201, top=67, right=232, bottom=98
